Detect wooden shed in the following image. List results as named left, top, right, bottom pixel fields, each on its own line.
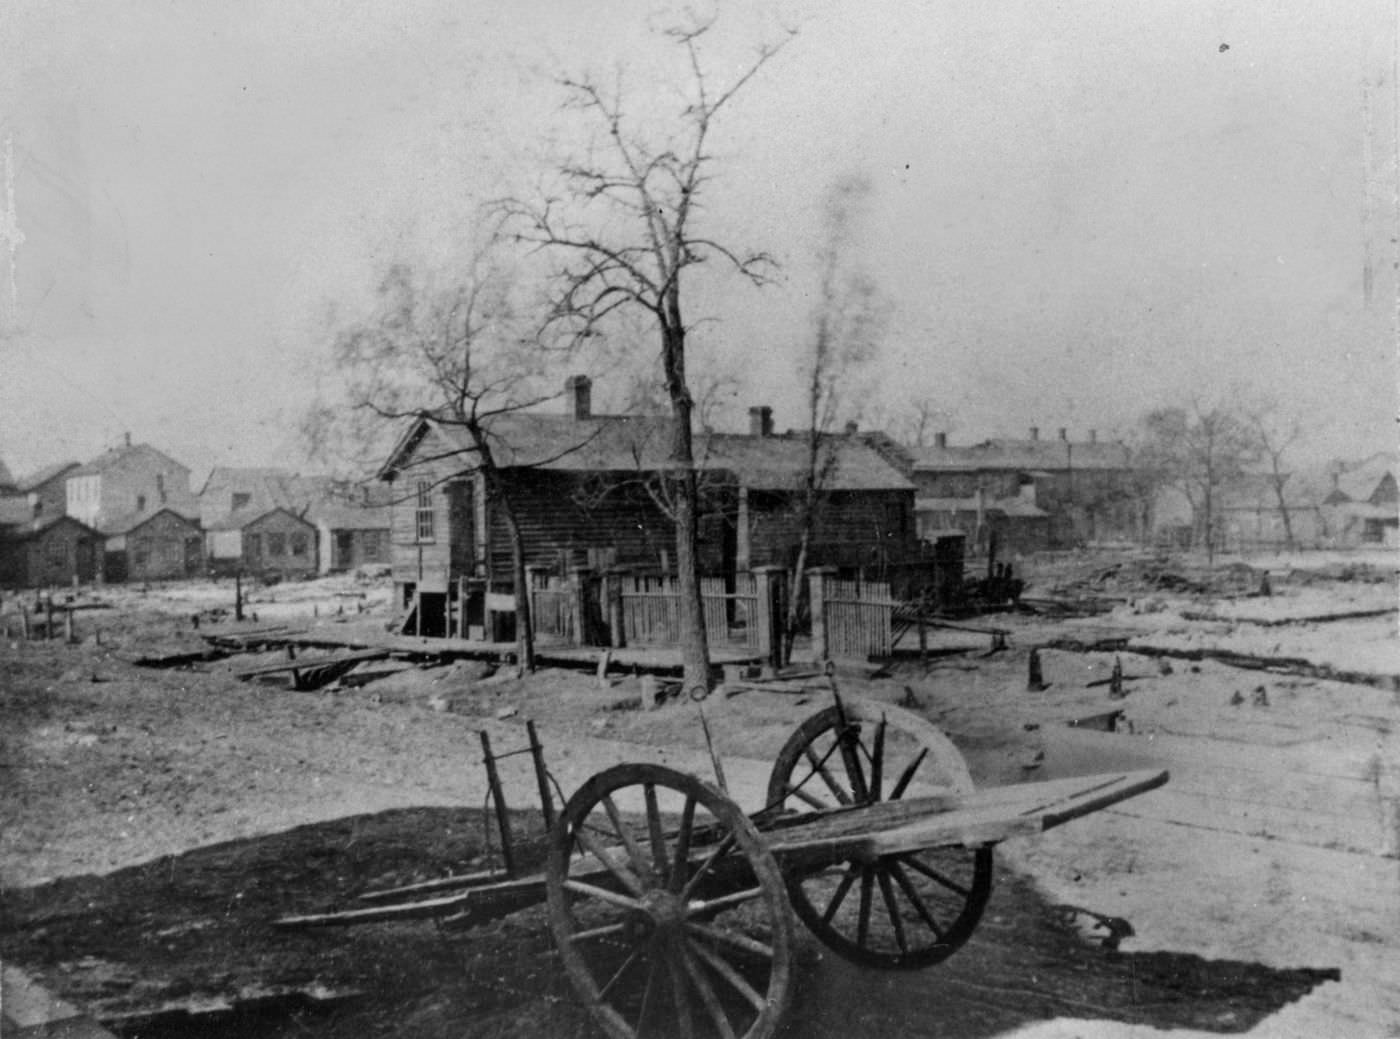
left=113, top=509, right=204, bottom=583
left=240, top=507, right=318, bottom=580
left=0, top=515, right=101, bottom=589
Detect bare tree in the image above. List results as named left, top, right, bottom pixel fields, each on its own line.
left=502, top=16, right=793, bottom=693
left=1138, top=400, right=1261, bottom=563
left=306, top=244, right=570, bottom=672
left=784, top=174, right=887, bottom=657
left=1244, top=397, right=1305, bottom=551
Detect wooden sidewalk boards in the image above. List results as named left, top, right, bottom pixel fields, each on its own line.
left=2, top=966, right=115, bottom=1039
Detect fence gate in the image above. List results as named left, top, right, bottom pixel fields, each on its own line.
left=530, top=575, right=575, bottom=639
left=619, top=574, right=762, bottom=649
left=823, top=579, right=896, bottom=660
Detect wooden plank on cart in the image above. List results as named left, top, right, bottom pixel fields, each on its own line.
left=766, top=769, right=1168, bottom=869
left=233, top=649, right=389, bottom=678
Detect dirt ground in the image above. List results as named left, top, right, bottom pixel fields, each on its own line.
left=1, top=550, right=1396, bottom=1038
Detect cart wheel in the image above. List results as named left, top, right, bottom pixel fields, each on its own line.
left=548, top=763, right=794, bottom=1039
left=765, top=700, right=993, bottom=970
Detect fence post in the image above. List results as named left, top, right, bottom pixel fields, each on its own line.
left=604, top=568, right=626, bottom=648
left=806, top=566, right=837, bottom=667
left=750, top=566, right=785, bottom=671
left=569, top=566, right=594, bottom=646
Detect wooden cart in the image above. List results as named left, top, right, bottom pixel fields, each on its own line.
left=279, top=695, right=1167, bottom=1039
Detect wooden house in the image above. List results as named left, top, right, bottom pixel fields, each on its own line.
left=377, top=377, right=918, bottom=636
left=66, top=436, right=198, bottom=534
left=309, top=499, right=392, bottom=574
left=0, top=514, right=101, bottom=589
left=238, top=507, right=318, bottom=579
left=1319, top=454, right=1398, bottom=547
left=14, top=462, right=78, bottom=522
left=199, top=468, right=309, bottom=575
left=109, top=508, right=204, bottom=583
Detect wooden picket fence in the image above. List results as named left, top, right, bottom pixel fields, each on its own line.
left=620, top=574, right=760, bottom=648
left=823, top=579, right=897, bottom=660
left=530, top=575, right=575, bottom=639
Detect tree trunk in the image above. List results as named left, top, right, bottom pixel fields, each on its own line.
left=662, top=321, right=711, bottom=696
left=499, top=493, right=536, bottom=674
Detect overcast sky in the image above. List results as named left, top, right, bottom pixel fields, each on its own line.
left=1, top=0, right=1395, bottom=480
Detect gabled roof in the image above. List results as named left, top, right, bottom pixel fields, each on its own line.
left=199, top=467, right=309, bottom=524
left=0, top=513, right=100, bottom=540
left=17, top=461, right=79, bottom=492
left=911, top=437, right=1132, bottom=473
left=105, top=506, right=201, bottom=536
left=0, top=456, right=16, bottom=491
left=69, top=442, right=190, bottom=479
left=380, top=413, right=913, bottom=493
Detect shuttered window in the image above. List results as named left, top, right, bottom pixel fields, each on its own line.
left=416, top=481, right=435, bottom=541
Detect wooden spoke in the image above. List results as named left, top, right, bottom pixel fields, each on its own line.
left=597, top=945, right=645, bottom=1002
left=820, top=864, right=861, bottom=925
left=886, top=859, right=945, bottom=942
left=899, top=853, right=971, bottom=897
left=868, top=715, right=887, bottom=803
left=572, top=824, right=645, bottom=897
left=784, top=783, right=831, bottom=811
left=679, top=833, right=737, bottom=902
left=569, top=920, right=634, bottom=944
left=635, top=963, right=658, bottom=1038
left=689, top=937, right=767, bottom=1012
left=643, top=783, right=668, bottom=884
left=686, top=920, right=776, bottom=962
left=875, top=868, right=909, bottom=954
left=681, top=944, right=737, bottom=1039
left=887, top=748, right=929, bottom=801
left=837, top=727, right=870, bottom=804
left=669, top=795, right=697, bottom=893
left=687, top=886, right=765, bottom=918
left=564, top=878, right=646, bottom=913
left=803, top=744, right=852, bottom=805
left=856, top=867, right=874, bottom=948
left=602, top=793, right=653, bottom=882
left=665, top=947, right=697, bottom=1039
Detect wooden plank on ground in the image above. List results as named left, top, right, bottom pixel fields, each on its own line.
left=233, top=649, right=389, bottom=679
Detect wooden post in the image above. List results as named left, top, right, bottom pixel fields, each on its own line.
left=20, top=607, right=30, bottom=641
left=526, top=720, right=554, bottom=833
left=569, top=567, right=593, bottom=646
left=45, top=596, right=55, bottom=641
left=65, top=607, right=75, bottom=644
left=806, top=566, right=838, bottom=668
left=479, top=730, right=515, bottom=876
left=604, top=569, right=626, bottom=648
left=750, top=566, right=786, bottom=671
left=235, top=571, right=244, bottom=621
left=1028, top=647, right=1047, bottom=691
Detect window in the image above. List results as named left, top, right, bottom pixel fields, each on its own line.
left=246, top=533, right=262, bottom=559
left=156, top=473, right=167, bottom=504
left=232, top=492, right=251, bottom=511
left=416, top=481, right=435, bottom=541
left=267, top=532, right=287, bottom=557
left=133, top=537, right=151, bottom=568
left=136, top=494, right=147, bottom=512
left=46, top=538, right=67, bottom=566
left=362, top=530, right=384, bottom=561
left=290, top=532, right=308, bottom=557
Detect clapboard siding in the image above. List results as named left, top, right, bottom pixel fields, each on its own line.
left=487, top=471, right=677, bottom=584
left=747, top=489, right=916, bottom=571
left=387, top=427, right=472, bottom=593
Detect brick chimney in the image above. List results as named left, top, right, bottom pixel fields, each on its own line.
left=749, top=406, right=774, bottom=437
left=1028, top=426, right=1039, bottom=441
left=565, top=375, right=592, bottom=420
left=934, top=431, right=947, bottom=449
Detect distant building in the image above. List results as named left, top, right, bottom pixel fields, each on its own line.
left=0, top=514, right=101, bottom=589
left=1320, top=453, right=1398, bottom=547
left=66, top=437, right=198, bottom=533
left=905, top=428, right=1143, bottom=554
left=16, top=462, right=79, bottom=522
left=106, top=508, right=204, bottom=583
